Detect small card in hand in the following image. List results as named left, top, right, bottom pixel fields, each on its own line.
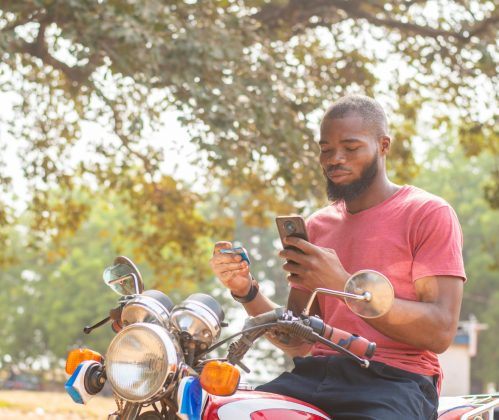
left=220, top=247, right=251, bottom=265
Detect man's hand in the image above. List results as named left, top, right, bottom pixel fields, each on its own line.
left=209, top=241, right=252, bottom=296
left=278, top=236, right=350, bottom=293
left=209, top=240, right=316, bottom=358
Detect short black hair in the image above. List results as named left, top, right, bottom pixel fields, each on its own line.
left=322, top=94, right=388, bottom=138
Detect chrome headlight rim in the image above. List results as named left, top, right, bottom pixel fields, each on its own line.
left=121, top=295, right=171, bottom=328
left=169, top=300, right=222, bottom=346
left=106, top=323, right=183, bottom=403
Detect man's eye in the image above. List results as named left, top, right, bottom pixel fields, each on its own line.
left=346, top=147, right=360, bottom=151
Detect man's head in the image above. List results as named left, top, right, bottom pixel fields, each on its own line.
left=319, top=94, right=391, bottom=202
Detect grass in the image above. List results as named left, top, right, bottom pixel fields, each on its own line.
left=0, top=390, right=116, bottom=418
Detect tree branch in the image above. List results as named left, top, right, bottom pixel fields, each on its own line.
left=13, top=20, right=104, bottom=84
left=88, top=81, right=159, bottom=177
left=468, top=15, right=499, bottom=37
left=254, top=0, right=499, bottom=43
left=1, top=9, right=43, bottom=32
left=339, top=1, right=468, bottom=41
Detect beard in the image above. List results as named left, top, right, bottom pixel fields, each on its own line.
left=324, top=151, right=379, bottom=202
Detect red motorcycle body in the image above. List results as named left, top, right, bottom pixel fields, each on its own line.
left=203, top=391, right=332, bottom=420
left=203, top=391, right=481, bottom=420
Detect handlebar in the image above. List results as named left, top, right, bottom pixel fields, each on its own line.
left=321, top=325, right=376, bottom=359
left=207, top=306, right=376, bottom=372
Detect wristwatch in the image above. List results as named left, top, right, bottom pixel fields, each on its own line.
left=231, top=275, right=260, bottom=304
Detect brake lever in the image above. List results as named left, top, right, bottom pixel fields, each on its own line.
left=83, top=304, right=125, bottom=335
left=83, top=316, right=112, bottom=335
left=227, top=324, right=275, bottom=373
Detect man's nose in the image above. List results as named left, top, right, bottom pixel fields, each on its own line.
left=326, top=150, right=347, bottom=166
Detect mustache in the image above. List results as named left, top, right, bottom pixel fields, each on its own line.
left=323, top=165, right=351, bottom=175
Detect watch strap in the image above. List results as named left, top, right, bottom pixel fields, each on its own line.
left=231, top=276, right=260, bottom=304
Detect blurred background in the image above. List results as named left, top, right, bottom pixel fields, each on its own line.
left=1, top=0, right=499, bottom=417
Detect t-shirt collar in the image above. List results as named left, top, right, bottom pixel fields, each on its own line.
left=338, top=184, right=408, bottom=220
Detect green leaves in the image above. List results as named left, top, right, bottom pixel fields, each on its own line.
left=1, top=0, right=499, bottom=280
left=414, top=137, right=499, bottom=386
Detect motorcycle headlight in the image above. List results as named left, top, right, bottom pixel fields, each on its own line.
left=121, top=290, right=174, bottom=329
left=106, top=323, right=183, bottom=403
left=169, top=293, right=225, bottom=350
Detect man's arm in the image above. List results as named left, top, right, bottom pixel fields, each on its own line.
left=279, top=236, right=464, bottom=354
left=364, top=275, right=463, bottom=353
left=208, top=241, right=319, bottom=358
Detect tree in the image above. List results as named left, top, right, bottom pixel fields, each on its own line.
left=413, top=133, right=499, bottom=387
left=0, top=191, right=287, bottom=383
left=2, top=1, right=499, bottom=281
left=0, top=193, right=218, bottom=370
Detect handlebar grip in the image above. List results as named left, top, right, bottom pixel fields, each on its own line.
left=322, top=325, right=376, bottom=359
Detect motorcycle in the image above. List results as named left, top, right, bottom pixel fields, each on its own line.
left=64, top=256, right=499, bottom=420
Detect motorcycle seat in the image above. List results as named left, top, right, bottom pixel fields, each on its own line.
left=437, top=397, right=474, bottom=419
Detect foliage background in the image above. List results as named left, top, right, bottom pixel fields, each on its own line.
left=1, top=0, right=499, bottom=391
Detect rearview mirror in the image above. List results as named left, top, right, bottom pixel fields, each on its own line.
left=103, top=256, right=144, bottom=296
left=344, top=270, right=394, bottom=318
left=301, top=270, right=394, bottom=319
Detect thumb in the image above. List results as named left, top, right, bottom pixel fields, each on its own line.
left=214, top=241, right=233, bottom=255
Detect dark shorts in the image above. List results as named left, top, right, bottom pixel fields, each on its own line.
left=255, top=355, right=438, bottom=420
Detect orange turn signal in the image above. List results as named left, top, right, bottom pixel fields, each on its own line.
left=200, top=361, right=240, bottom=396
left=66, top=349, right=102, bottom=375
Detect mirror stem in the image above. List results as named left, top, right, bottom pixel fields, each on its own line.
left=108, top=273, right=140, bottom=295
left=301, top=288, right=372, bottom=317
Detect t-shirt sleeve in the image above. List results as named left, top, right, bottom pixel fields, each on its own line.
left=412, top=205, right=466, bottom=282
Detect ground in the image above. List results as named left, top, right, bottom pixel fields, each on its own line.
left=0, top=390, right=117, bottom=419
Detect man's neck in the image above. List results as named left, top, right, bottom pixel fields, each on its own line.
left=344, top=173, right=401, bottom=214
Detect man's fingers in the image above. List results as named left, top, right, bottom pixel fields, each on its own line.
left=286, top=273, right=305, bottom=285
left=214, top=241, right=233, bottom=255
left=209, top=253, right=242, bottom=268
left=282, top=261, right=307, bottom=275
left=282, top=237, right=317, bottom=254
left=277, top=248, right=307, bottom=265
left=216, top=261, right=248, bottom=274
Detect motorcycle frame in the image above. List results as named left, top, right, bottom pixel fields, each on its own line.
left=457, top=394, right=499, bottom=419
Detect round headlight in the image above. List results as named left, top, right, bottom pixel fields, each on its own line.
left=121, top=290, right=174, bottom=328
left=106, top=323, right=183, bottom=403
left=170, top=293, right=225, bottom=349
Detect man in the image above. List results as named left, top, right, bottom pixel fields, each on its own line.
left=209, top=94, right=465, bottom=420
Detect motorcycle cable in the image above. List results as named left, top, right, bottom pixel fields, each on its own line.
left=195, top=323, right=277, bottom=361
left=196, top=358, right=229, bottom=366
left=196, top=322, right=370, bottom=369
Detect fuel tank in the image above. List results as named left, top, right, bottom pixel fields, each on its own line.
left=203, top=390, right=331, bottom=420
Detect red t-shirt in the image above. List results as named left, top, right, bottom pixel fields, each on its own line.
left=291, top=185, right=466, bottom=394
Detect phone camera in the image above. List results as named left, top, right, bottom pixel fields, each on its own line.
left=284, top=221, right=296, bottom=234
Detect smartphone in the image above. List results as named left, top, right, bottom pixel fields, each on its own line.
left=275, top=215, right=310, bottom=264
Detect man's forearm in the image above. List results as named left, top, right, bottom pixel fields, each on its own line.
left=364, top=297, right=459, bottom=354
left=361, top=276, right=463, bottom=354
left=240, top=290, right=312, bottom=357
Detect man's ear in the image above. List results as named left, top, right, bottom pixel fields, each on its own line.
left=379, top=135, right=391, bottom=156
